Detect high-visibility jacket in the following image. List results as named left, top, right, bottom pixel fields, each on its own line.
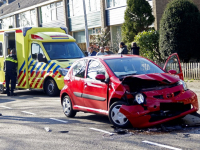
left=3, top=54, right=18, bottom=74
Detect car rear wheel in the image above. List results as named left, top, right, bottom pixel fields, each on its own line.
left=62, top=95, right=76, bottom=118
left=45, top=79, right=59, bottom=96
left=109, top=101, right=130, bottom=128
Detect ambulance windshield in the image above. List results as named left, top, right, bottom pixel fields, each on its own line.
left=43, top=42, right=84, bottom=60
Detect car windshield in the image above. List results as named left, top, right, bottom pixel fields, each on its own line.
left=105, top=57, right=164, bottom=78
left=43, top=42, right=84, bottom=60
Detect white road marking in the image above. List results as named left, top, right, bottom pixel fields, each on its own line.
left=90, top=128, right=114, bottom=135
left=21, top=111, right=35, bottom=115
left=142, top=141, right=182, bottom=150
left=50, top=118, right=68, bottom=123
left=1, top=106, right=12, bottom=109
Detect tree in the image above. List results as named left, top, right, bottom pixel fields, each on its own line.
left=159, top=0, right=200, bottom=62
left=134, top=29, right=163, bottom=62
left=90, top=27, right=110, bottom=47
left=122, top=0, right=155, bottom=43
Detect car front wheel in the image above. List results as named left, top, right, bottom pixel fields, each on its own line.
left=62, top=95, right=76, bottom=118
left=109, top=101, right=130, bottom=128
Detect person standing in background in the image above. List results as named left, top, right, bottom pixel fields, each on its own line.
left=88, top=46, right=97, bottom=56
left=96, top=47, right=108, bottom=56
left=104, top=46, right=114, bottom=55
left=118, top=42, right=128, bottom=54
left=131, top=42, right=140, bottom=55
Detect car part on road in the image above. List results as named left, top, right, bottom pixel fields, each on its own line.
left=45, top=79, right=59, bottom=96
left=62, top=95, right=76, bottom=117
left=109, top=101, right=130, bottom=128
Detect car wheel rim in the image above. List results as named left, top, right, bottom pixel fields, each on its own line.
left=48, top=81, right=54, bottom=94
left=63, top=97, right=71, bottom=115
left=111, top=104, right=128, bottom=126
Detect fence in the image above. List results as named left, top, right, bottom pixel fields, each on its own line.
left=158, top=62, right=200, bottom=80
left=181, top=63, right=200, bottom=80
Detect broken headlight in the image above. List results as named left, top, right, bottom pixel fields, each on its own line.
left=178, top=79, right=188, bottom=91
left=135, top=93, right=144, bottom=104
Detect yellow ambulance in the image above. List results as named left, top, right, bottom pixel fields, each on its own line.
left=0, top=27, right=84, bottom=96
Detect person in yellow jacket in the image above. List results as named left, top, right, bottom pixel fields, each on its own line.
left=3, top=49, right=18, bottom=96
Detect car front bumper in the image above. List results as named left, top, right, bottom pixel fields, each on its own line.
left=119, top=89, right=199, bottom=128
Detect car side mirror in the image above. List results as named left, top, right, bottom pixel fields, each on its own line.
left=168, top=70, right=177, bottom=74
left=95, top=74, right=105, bottom=82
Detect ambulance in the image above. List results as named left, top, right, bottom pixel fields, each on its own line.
left=0, top=27, right=84, bottom=96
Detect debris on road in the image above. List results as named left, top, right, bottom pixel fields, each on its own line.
left=44, top=127, right=51, bottom=132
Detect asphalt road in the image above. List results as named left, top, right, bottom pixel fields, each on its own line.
left=1, top=88, right=200, bottom=150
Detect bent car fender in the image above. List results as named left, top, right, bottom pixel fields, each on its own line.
left=119, top=105, right=151, bottom=128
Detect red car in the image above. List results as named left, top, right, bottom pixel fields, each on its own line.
left=60, top=53, right=198, bottom=128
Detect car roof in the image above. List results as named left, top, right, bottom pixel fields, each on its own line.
left=85, top=54, right=144, bottom=61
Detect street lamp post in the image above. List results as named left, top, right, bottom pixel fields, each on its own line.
left=82, top=0, right=89, bottom=52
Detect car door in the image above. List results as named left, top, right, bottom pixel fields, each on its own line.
left=163, top=53, right=183, bottom=80
left=70, top=59, right=87, bottom=106
left=82, top=60, right=108, bottom=111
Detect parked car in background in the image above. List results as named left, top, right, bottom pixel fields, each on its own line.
left=60, top=54, right=198, bottom=128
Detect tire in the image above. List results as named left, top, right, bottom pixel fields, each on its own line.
left=109, top=101, right=130, bottom=128
left=44, top=79, right=59, bottom=97
left=0, top=85, right=5, bottom=94
left=62, top=95, right=76, bottom=118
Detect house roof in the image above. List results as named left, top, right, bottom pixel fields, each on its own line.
left=0, top=0, right=54, bottom=17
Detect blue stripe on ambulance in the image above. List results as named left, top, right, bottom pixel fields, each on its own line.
left=31, top=62, right=38, bottom=74
left=53, top=65, right=61, bottom=74
left=19, top=61, right=25, bottom=74
left=36, top=63, right=44, bottom=74
left=28, top=60, right=34, bottom=69
left=47, top=62, right=56, bottom=73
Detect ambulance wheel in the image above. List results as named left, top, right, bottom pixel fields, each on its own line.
left=45, top=79, right=59, bottom=97
left=109, top=101, right=130, bottom=128
left=0, top=87, right=5, bottom=94
left=0, top=84, right=5, bottom=94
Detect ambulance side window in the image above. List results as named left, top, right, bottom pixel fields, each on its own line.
left=0, top=43, right=3, bottom=56
left=31, top=43, right=44, bottom=61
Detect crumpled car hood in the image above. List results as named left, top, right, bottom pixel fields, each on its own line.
left=122, top=73, right=180, bottom=84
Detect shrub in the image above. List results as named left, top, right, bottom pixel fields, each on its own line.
left=134, top=29, right=162, bottom=61
left=159, top=0, right=200, bottom=62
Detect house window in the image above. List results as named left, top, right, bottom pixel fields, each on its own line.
left=2, top=16, right=14, bottom=29
left=40, top=1, right=63, bottom=24
left=30, top=9, right=36, bottom=26
left=106, top=0, right=126, bottom=8
left=16, top=9, right=36, bottom=28
left=68, top=0, right=100, bottom=17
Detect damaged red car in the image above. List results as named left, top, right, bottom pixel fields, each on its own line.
left=60, top=53, right=199, bottom=128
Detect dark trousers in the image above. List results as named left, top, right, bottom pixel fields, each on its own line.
left=5, top=73, right=16, bottom=93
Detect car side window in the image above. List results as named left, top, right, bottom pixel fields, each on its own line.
left=31, top=43, right=44, bottom=61
left=72, top=60, right=87, bottom=78
left=87, top=60, right=106, bottom=80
